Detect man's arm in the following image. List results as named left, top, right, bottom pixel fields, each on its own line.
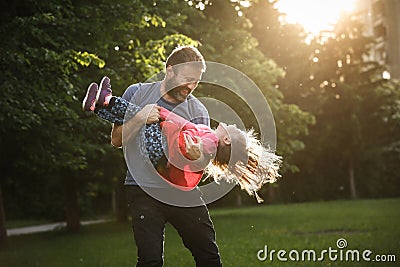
left=110, top=124, right=123, bottom=148
left=111, top=104, right=160, bottom=148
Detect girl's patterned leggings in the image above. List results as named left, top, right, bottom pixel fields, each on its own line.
left=95, top=97, right=164, bottom=166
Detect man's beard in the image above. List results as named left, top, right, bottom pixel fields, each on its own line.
left=165, top=79, right=191, bottom=103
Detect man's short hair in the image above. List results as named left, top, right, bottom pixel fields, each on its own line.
left=166, top=45, right=206, bottom=72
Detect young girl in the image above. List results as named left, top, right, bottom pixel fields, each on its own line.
left=83, top=76, right=282, bottom=202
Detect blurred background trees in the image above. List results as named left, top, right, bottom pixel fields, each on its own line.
left=1, top=0, right=399, bottom=243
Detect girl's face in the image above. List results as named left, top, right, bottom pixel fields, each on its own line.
left=215, top=123, right=239, bottom=145
left=215, top=122, right=228, bottom=137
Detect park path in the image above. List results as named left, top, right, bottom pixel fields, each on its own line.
left=7, top=219, right=112, bottom=236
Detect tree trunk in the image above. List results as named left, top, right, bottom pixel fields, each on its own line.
left=115, top=182, right=128, bottom=222
left=349, top=158, right=357, bottom=199
left=0, top=186, right=7, bottom=245
left=236, top=192, right=242, bottom=207
left=266, top=185, right=276, bottom=204
left=64, top=175, right=80, bottom=232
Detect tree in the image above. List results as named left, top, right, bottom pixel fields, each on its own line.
left=274, top=11, right=400, bottom=201
left=0, top=0, right=201, bottom=239
left=175, top=0, right=315, bottom=203
left=0, top=0, right=109, bottom=234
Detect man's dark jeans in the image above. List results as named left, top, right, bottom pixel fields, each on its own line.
left=126, top=186, right=222, bottom=267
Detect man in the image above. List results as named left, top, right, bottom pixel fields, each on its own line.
left=110, top=46, right=222, bottom=267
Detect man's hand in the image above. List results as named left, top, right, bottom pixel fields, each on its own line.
left=112, top=104, right=161, bottom=148
left=138, top=104, right=161, bottom=124
left=184, top=134, right=203, bottom=160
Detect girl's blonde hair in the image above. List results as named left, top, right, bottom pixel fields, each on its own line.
left=204, top=128, right=282, bottom=203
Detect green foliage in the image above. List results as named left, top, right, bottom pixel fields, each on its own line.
left=181, top=0, right=314, bottom=175
left=0, top=0, right=111, bottom=220
left=0, top=0, right=200, bottom=221
left=271, top=10, right=400, bottom=201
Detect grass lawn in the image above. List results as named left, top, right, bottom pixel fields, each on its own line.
left=1, top=198, right=399, bottom=267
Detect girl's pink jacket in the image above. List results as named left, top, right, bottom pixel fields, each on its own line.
left=159, top=107, right=219, bottom=190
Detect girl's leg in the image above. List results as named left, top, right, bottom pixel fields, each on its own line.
left=95, top=97, right=165, bottom=167
left=108, top=97, right=142, bottom=123
left=144, top=123, right=166, bottom=166
left=94, top=96, right=141, bottom=125
left=95, top=108, right=124, bottom=125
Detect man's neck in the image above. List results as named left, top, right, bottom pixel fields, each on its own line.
left=160, top=80, right=180, bottom=104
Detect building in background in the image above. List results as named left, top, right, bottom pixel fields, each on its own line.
left=357, top=0, right=400, bottom=79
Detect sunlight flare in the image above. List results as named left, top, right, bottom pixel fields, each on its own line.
left=275, top=0, right=357, bottom=36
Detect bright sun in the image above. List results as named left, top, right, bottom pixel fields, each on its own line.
left=275, top=0, right=357, bottom=36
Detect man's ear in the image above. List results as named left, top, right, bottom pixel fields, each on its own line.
left=223, top=135, right=231, bottom=145
left=166, top=65, right=174, bottom=74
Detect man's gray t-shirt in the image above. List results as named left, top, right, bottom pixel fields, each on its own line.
left=121, top=81, right=209, bottom=187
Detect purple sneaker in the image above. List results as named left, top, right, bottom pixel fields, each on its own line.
left=97, top=76, right=113, bottom=106
left=82, top=82, right=98, bottom=111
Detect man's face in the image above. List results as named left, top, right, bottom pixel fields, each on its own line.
left=165, top=65, right=203, bottom=103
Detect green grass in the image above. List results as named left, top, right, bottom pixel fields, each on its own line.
left=1, top=198, right=399, bottom=267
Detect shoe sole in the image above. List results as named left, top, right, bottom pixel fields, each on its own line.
left=82, top=82, right=98, bottom=111
left=97, top=76, right=112, bottom=106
